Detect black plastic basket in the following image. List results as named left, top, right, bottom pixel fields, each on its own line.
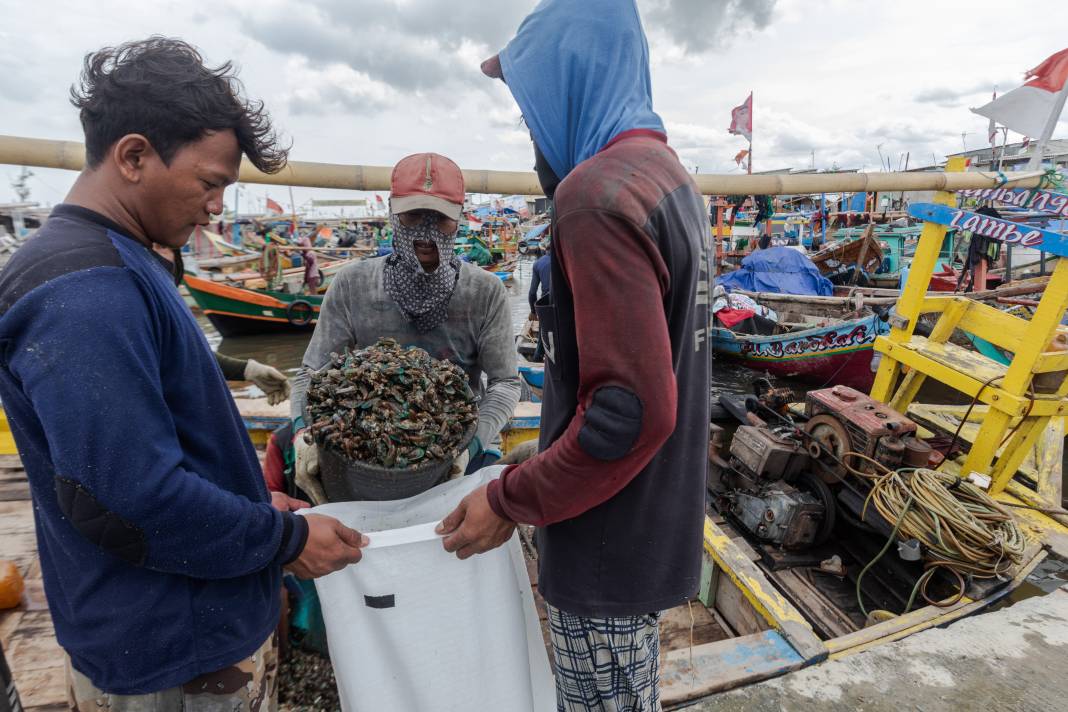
left=307, top=405, right=475, bottom=502
left=319, top=426, right=474, bottom=502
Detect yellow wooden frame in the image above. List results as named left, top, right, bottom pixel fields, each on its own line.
left=870, top=157, right=1068, bottom=507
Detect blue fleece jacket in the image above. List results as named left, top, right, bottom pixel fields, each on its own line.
left=0, top=205, right=307, bottom=693
left=499, top=0, right=665, bottom=180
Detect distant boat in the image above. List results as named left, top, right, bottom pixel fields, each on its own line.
left=711, top=293, right=891, bottom=390
left=808, top=226, right=885, bottom=286
left=184, top=274, right=323, bottom=337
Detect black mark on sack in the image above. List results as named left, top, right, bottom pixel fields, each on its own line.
left=365, top=594, right=395, bottom=609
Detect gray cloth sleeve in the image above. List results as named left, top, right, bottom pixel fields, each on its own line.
left=475, top=282, right=522, bottom=449
left=290, top=271, right=358, bottom=424
left=214, top=352, right=248, bottom=381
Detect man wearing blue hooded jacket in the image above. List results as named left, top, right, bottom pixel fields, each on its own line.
left=437, top=1, right=711, bottom=708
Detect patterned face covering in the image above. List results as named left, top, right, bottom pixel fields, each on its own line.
left=383, top=213, right=461, bottom=332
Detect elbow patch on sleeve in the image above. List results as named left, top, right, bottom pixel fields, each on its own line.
left=578, top=386, right=644, bottom=461
left=54, top=477, right=146, bottom=566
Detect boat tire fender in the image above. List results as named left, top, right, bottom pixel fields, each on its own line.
left=286, top=299, right=315, bottom=326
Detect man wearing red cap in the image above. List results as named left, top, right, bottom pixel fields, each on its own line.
left=290, top=153, right=520, bottom=503
left=437, top=1, right=711, bottom=709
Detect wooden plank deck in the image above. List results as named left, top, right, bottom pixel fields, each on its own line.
left=0, top=459, right=65, bottom=711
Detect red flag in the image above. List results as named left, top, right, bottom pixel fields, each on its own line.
left=734, top=149, right=750, bottom=167
left=375, top=194, right=384, bottom=205
left=265, top=197, right=284, bottom=214
left=972, top=48, right=1068, bottom=137
left=728, top=92, right=753, bottom=142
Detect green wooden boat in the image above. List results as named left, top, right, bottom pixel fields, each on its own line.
left=184, top=273, right=323, bottom=337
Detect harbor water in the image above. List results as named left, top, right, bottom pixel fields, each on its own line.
left=204, top=256, right=777, bottom=402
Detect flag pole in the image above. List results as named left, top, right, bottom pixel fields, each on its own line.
left=288, top=184, right=298, bottom=235
left=1027, top=83, right=1068, bottom=170
left=747, top=139, right=752, bottom=175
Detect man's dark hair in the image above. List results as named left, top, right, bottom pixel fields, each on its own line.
left=71, top=36, right=288, bottom=173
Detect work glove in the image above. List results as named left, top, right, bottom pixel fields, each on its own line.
left=450, top=435, right=486, bottom=479
left=294, top=432, right=327, bottom=505
left=245, top=359, right=291, bottom=405
left=450, top=448, right=471, bottom=480
left=499, top=439, right=538, bottom=466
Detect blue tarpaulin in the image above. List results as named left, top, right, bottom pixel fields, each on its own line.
left=716, top=247, right=834, bottom=296
left=525, top=224, right=549, bottom=239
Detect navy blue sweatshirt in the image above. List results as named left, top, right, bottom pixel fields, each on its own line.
left=0, top=205, right=307, bottom=693
left=528, top=253, right=551, bottom=312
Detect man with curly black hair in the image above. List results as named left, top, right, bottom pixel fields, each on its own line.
left=0, top=37, right=368, bottom=710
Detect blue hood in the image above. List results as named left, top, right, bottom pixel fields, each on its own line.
left=498, top=0, right=665, bottom=180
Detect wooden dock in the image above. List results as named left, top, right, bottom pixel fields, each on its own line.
left=0, top=455, right=64, bottom=711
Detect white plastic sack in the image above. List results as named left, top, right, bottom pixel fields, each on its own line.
left=305, top=467, right=554, bottom=712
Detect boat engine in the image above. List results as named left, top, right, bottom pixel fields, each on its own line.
left=711, top=425, right=830, bottom=550
left=803, top=385, right=930, bottom=481
left=709, top=385, right=934, bottom=551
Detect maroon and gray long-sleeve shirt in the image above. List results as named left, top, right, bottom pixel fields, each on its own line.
left=487, top=131, right=712, bottom=617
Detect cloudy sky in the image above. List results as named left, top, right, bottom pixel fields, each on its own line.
left=2, top=0, right=1066, bottom=213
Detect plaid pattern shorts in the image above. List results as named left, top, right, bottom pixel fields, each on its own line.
left=546, top=603, right=662, bottom=712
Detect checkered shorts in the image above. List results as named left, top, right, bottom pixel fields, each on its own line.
left=546, top=603, right=661, bottom=712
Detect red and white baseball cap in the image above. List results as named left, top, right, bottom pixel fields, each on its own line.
left=390, top=153, right=465, bottom=221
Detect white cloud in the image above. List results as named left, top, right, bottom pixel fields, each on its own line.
left=1, top=0, right=1066, bottom=206
left=280, top=57, right=398, bottom=115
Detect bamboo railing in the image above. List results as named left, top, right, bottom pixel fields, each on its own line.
left=0, top=134, right=1052, bottom=197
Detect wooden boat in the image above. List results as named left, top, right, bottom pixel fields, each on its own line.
left=517, top=364, right=544, bottom=400
left=193, top=253, right=262, bottom=274
left=832, top=274, right=1051, bottom=302
left=184, top=255, right=363, bottom=336
left=711, top=293, right=892, bottom=390
left=184, top=274, right=324, bottom=337
left=808, top=226, right=884, bottom=283
left=487, top=258, right=518, bottom=282
left=493, top=391, right=1051, bottom=708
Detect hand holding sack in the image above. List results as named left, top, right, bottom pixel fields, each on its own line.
left=286, top=514, right=368, bottom=580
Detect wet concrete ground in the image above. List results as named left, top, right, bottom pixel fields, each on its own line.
left=681, top=585, right=1068, bottom=712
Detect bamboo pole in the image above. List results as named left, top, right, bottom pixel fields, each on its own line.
left=0, top=134, right=1054, bottom=197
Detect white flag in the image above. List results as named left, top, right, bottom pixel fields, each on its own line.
left=972, top=48, right=1068, bottom=138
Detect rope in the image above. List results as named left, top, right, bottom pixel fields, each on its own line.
left=1038, top=169, right=1065, bottom=191
left=843, top=455, right=1026, bottom=617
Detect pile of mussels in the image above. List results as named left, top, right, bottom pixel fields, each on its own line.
left=306, top=338, right=477, bottom=469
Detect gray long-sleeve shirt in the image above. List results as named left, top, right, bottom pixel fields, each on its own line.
left=292, top=257, right=521, bottom=449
